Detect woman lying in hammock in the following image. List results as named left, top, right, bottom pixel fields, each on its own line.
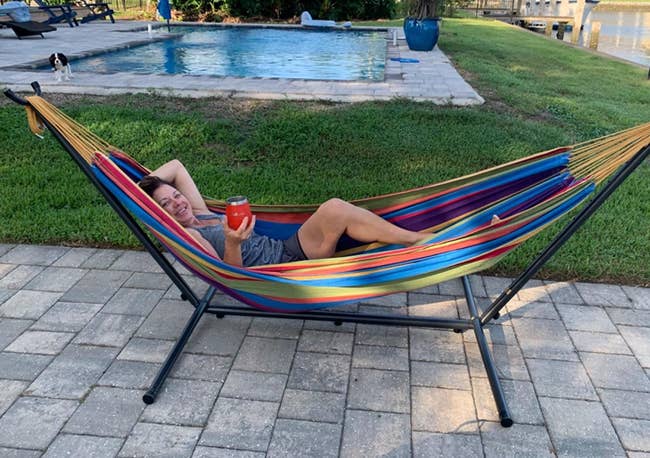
left=138, top=160, right=428, bottom=268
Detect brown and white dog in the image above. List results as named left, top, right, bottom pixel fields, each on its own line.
left=49, top=53, right=72, bottom=82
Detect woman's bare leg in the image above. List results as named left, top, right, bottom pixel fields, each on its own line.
left=297, top=198, right=427, bottom=259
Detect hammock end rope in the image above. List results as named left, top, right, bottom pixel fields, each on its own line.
left=25, top=106, right=45, bottom=139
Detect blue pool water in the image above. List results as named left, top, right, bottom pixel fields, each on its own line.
left=70, top=26, right=388, bottom=81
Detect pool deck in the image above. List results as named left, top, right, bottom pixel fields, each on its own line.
left=0, top=20, right=484, bottom=104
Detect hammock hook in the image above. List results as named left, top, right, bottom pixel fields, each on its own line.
left=30, top=81, right=42, bottom=96
left=3, top=88, right=27, bottom=106
left=3, top=83, right=46, bottom=138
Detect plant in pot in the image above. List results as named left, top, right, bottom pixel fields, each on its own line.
left=403, top=0, right=441, bottom=51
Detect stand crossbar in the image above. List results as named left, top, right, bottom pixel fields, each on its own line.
left=6, top=85, right=648, bottom=428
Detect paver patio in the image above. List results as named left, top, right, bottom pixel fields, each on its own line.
left=0, top=243, right=649, bottom=456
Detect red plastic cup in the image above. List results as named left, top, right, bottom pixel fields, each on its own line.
left=225, top=196, right=252, bottom=230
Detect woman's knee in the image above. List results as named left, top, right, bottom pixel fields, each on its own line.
left=318, top=198, right=350, bottom=216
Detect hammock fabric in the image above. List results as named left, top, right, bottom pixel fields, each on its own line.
left=22, top=96, right=650, bottom=312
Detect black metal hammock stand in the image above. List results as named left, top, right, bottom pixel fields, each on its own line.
left=5, top=83, right=650, bottom=427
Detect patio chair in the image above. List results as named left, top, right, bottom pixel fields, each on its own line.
left=4, top=83, right=650, bottom=427
left=0, top=1, right=56, bottom=38
left=1, top=18, right=56, bottom=37
left=32, top=0, right=78, bottom=27
left=75, top=0, right=115, bottom=23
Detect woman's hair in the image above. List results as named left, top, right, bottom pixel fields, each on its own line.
left=138, top=175, right=173, bottom=197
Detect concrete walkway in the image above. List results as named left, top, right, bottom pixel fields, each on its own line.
left=0, top=21, right=483, bottom=104
left=0, top=243, right=649, bottom=456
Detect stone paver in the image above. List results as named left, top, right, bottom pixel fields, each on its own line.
left=622, top=286, right=650, bottom=309
left=0, top=352, right=53, bottom=381
left=599, top=389, right=650, bottom=420
left=581, top=352, right=650, bottom=391
left=42, top=435, right=124, bottom=458
left=0, top=245, right=68, bottom=266
left=268, top=419, right=341, bottom=458
left=341, top=410, right=411, bottom=457
left=5, top=330, right=73, bottom=355
left=0, top=290, right=62, bottom=320
left=119, top=423, right=202, bottom=457
left=526, top=359, right=598, bottom=400
left=412, top=432, right=483, bottom=458
left=278, top=389, right=346, bottom=424
left=611, top=417, right=650, bottom=451
left=347, top=368, right=410, bottom=413
left=539, top=397, right=626, bottom=457
left=480, top=421, right=555, bottom=457
left=574, top=282, right=631, bottom=308
left=31, top=302, right=103, bottom=333
left=233, top=337, right=296, bottom=373
left=511, top=317, right=578, bottom=361
left=410, top=328, right=465, bottom=364
left=0, top=265, right=44, bottom=290
left=26, top=345, right=118, bottom=399
left=288, top=352, right=350, bottom=393
left=618, top=325, right=650, bottom=367
left=0, top=397, right=78, bottom=449
left=0, top=246, right=649, bottom=456
left=0, top=380, right=28, bottom=417
left=219, top=370, right=286, bottom=402
left=412, top=387, right=478, bottom=434
left=200, top=398, right=277, bottom=451
left=63, top=387, right=145, bottom=437
left=556, top=304, right=618, bottom=333
left=25, top=267, right=87, bottom=293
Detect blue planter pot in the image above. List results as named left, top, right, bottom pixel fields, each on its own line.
left=403, top=17, right=440, bottom=51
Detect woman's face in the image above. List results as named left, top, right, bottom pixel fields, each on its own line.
left=152, top=184, right=194, bottom=226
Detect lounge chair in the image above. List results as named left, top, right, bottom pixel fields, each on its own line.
left=300, top=11, right=351, bottom=28
left=75, top=0, right=115, bottom=23
left=1, top=19, right=56, bottom=38
left=0, top=1, right=56, bottom=38
left=32, top=0, right=78, bottom=27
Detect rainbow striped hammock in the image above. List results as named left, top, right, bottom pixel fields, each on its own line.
left=18, top=95, right=650, bottom=312
left=9, top=87, right=649, bottom=423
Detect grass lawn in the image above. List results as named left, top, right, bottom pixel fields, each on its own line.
left=1, top=18, right=649, bottom=285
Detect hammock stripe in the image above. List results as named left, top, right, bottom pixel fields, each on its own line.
left=21, top=96, right=650, bottom=312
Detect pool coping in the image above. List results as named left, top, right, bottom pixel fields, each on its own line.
left=0, top=21, right=484, bottom=104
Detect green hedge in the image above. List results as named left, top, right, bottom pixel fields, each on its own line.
left=170, top=0, right=397, bottom=21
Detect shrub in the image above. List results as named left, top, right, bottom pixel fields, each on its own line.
left=170, top=0, right=398, bottom=21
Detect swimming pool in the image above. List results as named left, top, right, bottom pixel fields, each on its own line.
left=70, top=26, right=388, bottom=81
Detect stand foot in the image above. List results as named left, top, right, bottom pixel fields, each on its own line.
left=501, top=416, right=514, bottom=428
left=493, top=311, right=500, bottom=320
left=216, top=313, right=225, bottom=319
left=453, top=329, right=463, bottom=333
left=180, top=293, right=187, bottom=301
left=334, top=320, right=342, bottom=326
left=142, top=392, right=155, bottom=404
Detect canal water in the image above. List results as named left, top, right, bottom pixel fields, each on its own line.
left=582, top=10, right=650, bottom=66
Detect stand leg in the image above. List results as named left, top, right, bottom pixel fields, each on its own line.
left=462, top=276, right=513, bottom=427
left=143, top=286, right=217, bottom=404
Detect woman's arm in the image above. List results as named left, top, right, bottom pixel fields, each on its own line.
left=222, top=216, right=256, bottom=267
left=187, top=216, right=256, bottom=268
left=149, top=159, right=210, bottom=214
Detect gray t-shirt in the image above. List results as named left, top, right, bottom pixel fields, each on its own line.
left=193, top=213, right=285, bottom=267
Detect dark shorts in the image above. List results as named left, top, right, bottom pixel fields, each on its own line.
left=281, top=232, right=308, bottom=263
